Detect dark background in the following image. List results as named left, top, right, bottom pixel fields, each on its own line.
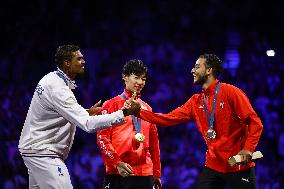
left=1, top=0, right=284, bottom=188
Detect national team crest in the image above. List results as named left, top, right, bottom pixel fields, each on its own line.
left=220, top=101, right=224, bottom=109
left=58, top=167, right=64, bottom=176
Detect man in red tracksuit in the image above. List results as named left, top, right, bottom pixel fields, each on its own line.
left=138, top=54, right=263, bottom=189
left=97, top=59, right=162, bottom=189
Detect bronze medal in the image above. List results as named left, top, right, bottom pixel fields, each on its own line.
left=206, top=129, right=216, bottom=140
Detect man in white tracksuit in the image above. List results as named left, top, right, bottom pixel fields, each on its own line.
left=18, top=45, right=139, bottom=189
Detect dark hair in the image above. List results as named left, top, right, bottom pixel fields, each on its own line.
left=54, top=45, right=80, bottom=67
left=200, top=54, right=223, bottom=78
left=122, top=59, right=148, bottom=77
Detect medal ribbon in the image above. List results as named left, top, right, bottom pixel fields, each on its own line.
left=203, top=82, right=220, bottom=130
left=121, top=92, right=141, bottom=134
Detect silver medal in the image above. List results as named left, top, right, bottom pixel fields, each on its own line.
left=206, top=129, right=216, bottom=140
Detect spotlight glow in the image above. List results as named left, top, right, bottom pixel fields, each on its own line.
left=266, top=50, right=275, bottom=57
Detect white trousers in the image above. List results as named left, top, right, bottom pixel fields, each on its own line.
left=22, top=156, right=73, bottom=189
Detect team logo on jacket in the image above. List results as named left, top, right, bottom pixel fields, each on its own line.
left=220, top=101, right=224, bottom=109
left=104, top=183, right=110, bottom=188
left=57, top=166, right=64, bottom=176
left=35, top=84, right=44, bottom=99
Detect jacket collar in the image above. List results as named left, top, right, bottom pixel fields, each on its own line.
left=202, top=79, right=219, bottom=95
left=56, top=68, right=77, bottom=90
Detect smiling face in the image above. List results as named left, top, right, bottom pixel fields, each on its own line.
left=123, top=73, right=146, bottom=94
left=65, top=50, right=85, bottom=79
left=191, top=57, right=210, bottom=85
left=122, top=59, right=148, bottom=94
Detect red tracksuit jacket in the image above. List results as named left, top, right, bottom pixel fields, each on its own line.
left=139, top=80, right=263, bottom=173
left=97, top=89, right=161, bottom=177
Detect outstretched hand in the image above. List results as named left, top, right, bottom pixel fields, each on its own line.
left=87, top=100, right=102, bottom=116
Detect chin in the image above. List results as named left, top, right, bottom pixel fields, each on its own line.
left=194, top=80, right=203, bottom=85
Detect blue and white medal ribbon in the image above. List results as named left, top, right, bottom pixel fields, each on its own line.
left=203, top=82, right=220, bottom=140
left=121, top=92, right=145, bottom=142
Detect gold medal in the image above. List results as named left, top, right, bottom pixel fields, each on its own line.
left=134, top=133, right=145, bottom=143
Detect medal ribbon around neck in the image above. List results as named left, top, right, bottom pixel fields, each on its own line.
left=121, top=92, right=141, bottom=134
left=203, top=82, right=220, bottom=131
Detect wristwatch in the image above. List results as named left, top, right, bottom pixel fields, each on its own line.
left=122, top=108, right=128, bottom=116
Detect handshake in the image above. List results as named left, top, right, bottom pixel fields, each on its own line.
left=87, top=92, right=141, bottom=116
left=121, top=92, right=141, bottom=116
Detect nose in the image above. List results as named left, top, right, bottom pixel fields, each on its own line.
left=137, top=78, right=144, bottom=84
left=191, top=68, right=195, bottom=74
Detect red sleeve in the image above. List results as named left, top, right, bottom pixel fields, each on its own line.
left=229, top=85, right=263, bottom=152
left=96, top=100, right=122, bottom=169
left=149, top=123, right=161, bottom=177
left=139, top=96, right=195, bottom=127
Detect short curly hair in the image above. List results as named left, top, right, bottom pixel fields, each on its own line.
left=54, top=45, right=80, bottom=67
left=122, top=59, right=148, bottom=77
left=200, top=54, right=223, bottom=78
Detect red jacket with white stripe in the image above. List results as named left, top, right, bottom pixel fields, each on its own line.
left=139, top=80, right=263, bottom=173
left=97, top=89, right=161, bottom=177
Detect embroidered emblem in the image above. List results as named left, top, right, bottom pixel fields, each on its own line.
left=105, top=183, right=110, bottom=189
left=35, top=84, right=44, bottom=99
left=58, top=167, right=64, bottom=176
left=220, top=101, right=224, bottom=109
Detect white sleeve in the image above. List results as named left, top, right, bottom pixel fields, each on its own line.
left=51, top=87, right=125, bottom=133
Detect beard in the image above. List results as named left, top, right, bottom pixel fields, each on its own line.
left=194, top=74, right=208, bottom=85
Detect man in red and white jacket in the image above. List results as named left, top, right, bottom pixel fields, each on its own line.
left=138, top=54, right=263, bottom=189
left=97, top=60, right=162, bottom=189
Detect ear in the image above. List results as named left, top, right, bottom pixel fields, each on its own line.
left=64, top=60, right=70, bottom=67
left=206, top=67, right=212, bottom=75
left=122, top=74, right=127, bottom=80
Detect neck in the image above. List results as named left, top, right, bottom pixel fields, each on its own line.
left=61, top=67, right=75, bottom=80
left=202, top=76, right=216, bottom=90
